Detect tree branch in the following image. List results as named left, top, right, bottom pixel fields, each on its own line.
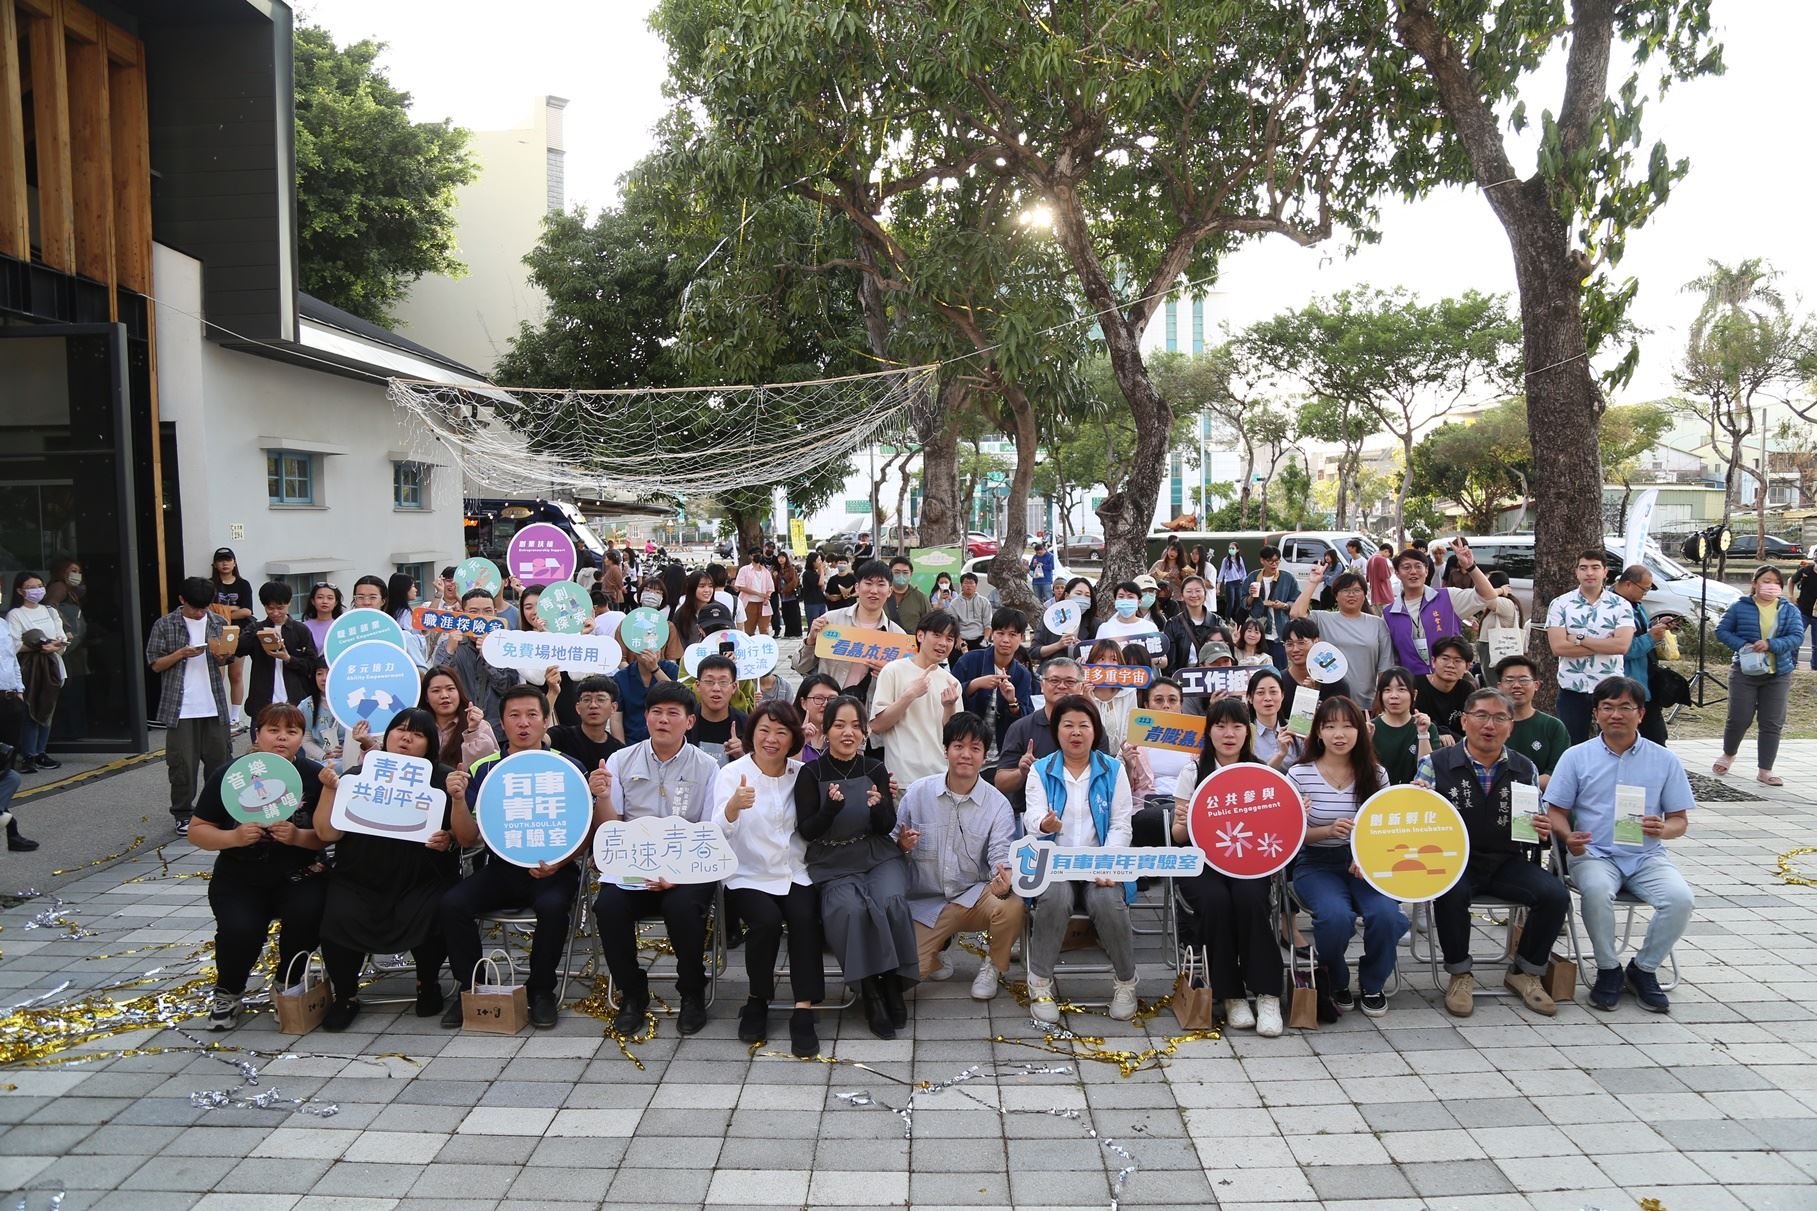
left=1557, top=0, right=1616, bottom=157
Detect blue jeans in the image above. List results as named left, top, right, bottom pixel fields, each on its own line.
left=1031, top=580, right=1053, bottom=605
left=18, top=717, right=50, bottom=760
left=1293, top=849, right=1409, bottom=995
left=0, top=767, right=18, bottom=818
left=804, top=602, right=827, bottom=626
left=1570, top=855, right=1693, bottom=974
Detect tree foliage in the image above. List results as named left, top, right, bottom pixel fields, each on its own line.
left=293, top=24, right=477, bottom=326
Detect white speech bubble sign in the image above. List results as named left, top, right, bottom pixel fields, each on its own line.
left=482, top=630, right=622, bottom=677
left=592, top=815, right=738, bottom=886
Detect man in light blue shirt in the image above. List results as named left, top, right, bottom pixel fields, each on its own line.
left=1544, top=675, right=1694, bottom=1013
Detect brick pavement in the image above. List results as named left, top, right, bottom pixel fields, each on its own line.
left=1, top=736, right=1814, bottom=1210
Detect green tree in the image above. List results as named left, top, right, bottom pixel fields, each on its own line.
left=1411, top=401, right=1531, bottom=532
left=293, top=24, right=477, bottom=325
left=1293, top=394, right=1379, bottom=530
left=1242, top=289, right=1522, bottom=543
left=1600, top=401, right=1677, bottom=525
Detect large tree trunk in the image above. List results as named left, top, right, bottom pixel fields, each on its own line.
left=986, top=384, right=1040, bottom=610
left=916, top=380, right=966, bottom=546
left=1394, top=430, right=1416, bottom=545
left=729, top=509, right=765, bottom=561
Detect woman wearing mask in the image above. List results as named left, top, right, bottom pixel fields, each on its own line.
left=1287, top=696, right=1405, bottom=1020
left=822, top=554, right=856, bottom=611
left=1217, top=544, right=1249, bottom=620
left=44, top=559, right=87, bottom=742
left=801, top=552, right=828, bottom=627
left=1034, top=577, right=1098, bottom=661
left=930, top=572, right=958, bottom=611
left=7, top=572, right=68, bottom=770
left=1714, top=565, right=1807, bottom=786
left=1171, top=696, right=1286, bottom=1036
left=312, top=708, right=464, bottom=1029
left=1094, top=580, right=1164, bottom=647
left=421, top=666, right=500, bottom=769
left=210, top=548, right=256, bottom=733
left=298, top=581, right=344, bottom=655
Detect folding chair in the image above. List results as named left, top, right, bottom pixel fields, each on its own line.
left=1406, top=846, right=1543, bottom=997
left=476, top=879, right=590, bottom=1004
left=598, top=880, right=727, bottom=1010
left=1549, top=836, right=1680, bottom=991
left=776, top=941, right=859, bottom=1010
left=1282, top=869, right=1401, bottom=998
left=1021, top=895, right=1124, bottom=1010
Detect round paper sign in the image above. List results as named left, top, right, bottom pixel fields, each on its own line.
left=1349, top=784, right=1470, bottom=903
left=474, top=749, right=592, bottom=869
left=536, top=580, right=591, bottom=634
left=620, top=607, right=671, bottom=655
left=1042, top=599, right=1086, bottom=637
left=454, top=556, right=502, bottom=596
left=219, top=751, right=304, bottom=826
left=506, top=522, right=577, bottom=586
left=323, top=608, right=408, bottom=664
left=590, top=610, right=626, bottom=640
left=1185, top=762, right=1307, bottom=879
left=1306, top=641, right=1348, bottom=685
left=326, top=639, right=422, bottom=732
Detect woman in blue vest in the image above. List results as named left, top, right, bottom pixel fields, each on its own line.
left=1021, top=695, right=1138, bottom=1023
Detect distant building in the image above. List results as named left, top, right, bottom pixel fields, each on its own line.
left=394, top=96, right=568, bottom=375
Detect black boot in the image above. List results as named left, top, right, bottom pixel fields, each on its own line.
left=861, top=976, right=895, bottom=1040
left=6, top=816, right=37, bottom=852
left=789, top=1007, right=819, bottom=1058
left=880, top=972, right=908, bottom=1029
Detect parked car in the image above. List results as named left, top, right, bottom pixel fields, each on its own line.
left=1060, top=533, right=1104, bottom=560
left=1722, top=533, right=1801, bottom=560
left=965, top=531, right=1000, bottom=558
left=1457, top=533, right=1739, bottom=624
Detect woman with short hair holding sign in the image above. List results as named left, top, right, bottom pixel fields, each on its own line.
left=312, top=708, right=464, bottom=1031
left=187, top=703, right=329, bottom=1031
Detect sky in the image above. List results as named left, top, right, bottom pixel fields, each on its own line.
left=299, top=0, right=1814, bottom=407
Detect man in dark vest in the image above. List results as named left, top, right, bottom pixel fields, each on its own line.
left=1414, top=687, right=1568, bottom=1020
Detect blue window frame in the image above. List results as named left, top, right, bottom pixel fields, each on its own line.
left=267, top=451, right=314, bottom=505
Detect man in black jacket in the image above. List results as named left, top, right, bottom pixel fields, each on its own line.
left=1414, top=687, right=1568, bottom=1021
left=235, top=582, right=317, bottom=720
left=1794, top=554, right=1817, bottom=671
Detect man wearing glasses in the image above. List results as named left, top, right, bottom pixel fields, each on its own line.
left=989, top=658, right=1106, bottom=811
left=1493, top=654, right=1572, bottom=789
left=1544, top=675, right=1694, bottom=1013
left=1414, top=687, right=1566, bottom=1019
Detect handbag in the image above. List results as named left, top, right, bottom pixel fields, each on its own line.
left=1737, top=648, right=1772, bottom=677
left=461, top=949, right=529, bottom=1034
left=1171, top=947, right=1214, bottom=1030
left=272, top=951, right=331, bottom=1035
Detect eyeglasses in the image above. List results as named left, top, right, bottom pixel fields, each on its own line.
left=1596, top=702, right=1643, bottom=714
left=1463, top=711, right=1512, bottom=724
left=699, top=678, right=735, bottom=690
left=803, top=693, right=837, bottom=706
left=1498, top=676, right=1535, bottom=686
left=576, top=694, right=614, bottom=707
left=1044, top=677, right=1083, bottom=689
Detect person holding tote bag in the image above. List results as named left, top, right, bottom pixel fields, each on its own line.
left=1713, top=565, right=1806, bottom=787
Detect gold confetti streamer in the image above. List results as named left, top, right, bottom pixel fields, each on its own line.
left=49, top=837, right=148, bottom=877
left=1775, top=847, right=1816, bottom=887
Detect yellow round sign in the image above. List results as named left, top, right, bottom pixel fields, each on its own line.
left=1348, top=785, right=1470, bottom=903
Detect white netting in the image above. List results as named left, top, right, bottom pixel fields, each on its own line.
left=386, top=365, right=941, bottom=496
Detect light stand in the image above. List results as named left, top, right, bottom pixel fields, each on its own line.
left=1681, top=524, right=1731, bottom=710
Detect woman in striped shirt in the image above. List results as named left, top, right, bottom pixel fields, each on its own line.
left=1287, top=696, right=1408, bottom=1020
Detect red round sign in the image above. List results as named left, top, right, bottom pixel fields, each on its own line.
left=1185, top=762, right=1307, bottom=879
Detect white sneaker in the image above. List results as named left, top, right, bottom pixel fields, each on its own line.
left=1109, top=979, right=1139, bottom=1021
left=928, top=954, right=956, bottom=981
left=1009, top=937, right=1022, bottom=960
left=1027, top=975, right=1060, bottom=1024
left=206, top=989, right=242, bottom=1031
left=970, top=964, right=1000, bottom=1001
left=1223, top=997, right=1256, bottom=1030
left=1255, top=995, right=1284, bottom=1038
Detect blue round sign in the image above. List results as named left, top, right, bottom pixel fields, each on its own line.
left=474, top=750, right=592, bottom=868
left=326, top=639, right=422, bottom=731
left=324, top=608, right=408, bottom=664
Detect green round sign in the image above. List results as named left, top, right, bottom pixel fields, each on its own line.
left=220, top=751, right=305, bottom=826
left=536, top=580, right=591, bottom=635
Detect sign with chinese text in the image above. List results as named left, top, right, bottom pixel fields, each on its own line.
left=1129, top=709, right=1205, bottom=753
left=482, top=630, right=622, bottom=677
left=331, top=752, right=444, bottom=843
left=1082, top=663, right=1154, bottom=689
left=815, top=624, right=915, bottom=666
left=474, top=750, right=592, bottom=868
left=620, top=607, right=670, bottom=655
left=411, top=605, right=507, bottom=637
left=454, top=556, right=502, bottom=596
left=505, top=523, right=577, bottom=586
left=788, top=518, right=808, bottom=557
left=325, top=640, right=421, bottom=731
left=591, top=815, right=737, bottom=886
left=324, top=608, right=408, bottom=664
left=1175, top=665, right=1263, bottom=698
left=681, top=629, right=779, bottom=681
left=1349, top=785, right=1470, bottom=903
left=535, top=580, right=591, bottom=634
left=1184, top=762, right=1306, bottom=880
left=220, top=752, right=304, bottom=826
left=1009, top=838, right=1204, bottom=897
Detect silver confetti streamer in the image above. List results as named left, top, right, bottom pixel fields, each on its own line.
left=12, top=1187, right=66, bottom=1211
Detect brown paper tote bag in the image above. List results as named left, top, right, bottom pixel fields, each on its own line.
left=1545, top=952, right=1577, bottom=1004
left=462, top=949, right=530, bottom=1034
left=272, top=951, right=331, bottom=1035
left=1287, top=924, right=1320, bottom=1030
left=1171, top=947, right=1214, bottom=1031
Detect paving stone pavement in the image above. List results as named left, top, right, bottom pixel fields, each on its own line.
left=2, top=735, right=1816, bottom=1210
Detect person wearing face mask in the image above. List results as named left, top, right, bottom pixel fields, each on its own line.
left=1093, top=579, right=1165, bottom=663
left=6, top=572, right=68, bottom=772
left=883, top=555, right=929, bottom=633
left=822, top=555, right=856, bottom=610
left=800, top=552, right=828, bottom=627
left=1034, top=578, right=1098, bottom=661
left=43, top=558, right=87, bottom=743
left=1714, top=565, right=1806, bottom=787
left=1216, top=544, right=1249, bottom=620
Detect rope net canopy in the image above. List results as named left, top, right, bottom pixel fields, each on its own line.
left=387, top=365, right=941, bottom=498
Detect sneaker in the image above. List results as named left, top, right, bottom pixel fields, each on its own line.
left=31, top=754, right=60, bottom=771
left=529, top=991, right=559, bottom=1029
left=1255, top=995, right=1284, bottom=1038
left=1330, top=985, right=1355, bottom=1011
left=1444, top=972, right=1476, bottom=1018
left=970, top=964, right=1000, bottom=1001
left=1223, top=998, right=1256, bottom=1030
left=737, top=997, right=768, bottom=1044
left=1503, top=971, right=1557, bottom=1017
left=1359, top=991, right=1388, bottom=1018
left=206, top=989, right=242, bottom=1031
left=322, top=998, right=361, bottom=1032
left=676, top=991, right=709, bottom=1035
left=1109, top=979, right=1139, bottom=1022
left=441, top=992, right=466, bottom=1029
left=928, top=954, right=956, bottom=981
left=1027, top=975, right=1060, bottom=1024
left=1588, top=966, right=1623, bottom=1011
left=1625, top=960, right=1670, bottom=1013
left=788, top=1007, right=819, bottom=1058
left=415, top=981, right=445, bottom=1018
left=174, top=817, right=190, bottom=838
left=229, top=720, right=249, bottom=737
left=612, top=987, right=650, bottom=1036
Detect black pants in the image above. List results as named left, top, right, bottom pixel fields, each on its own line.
left=1556, top=688, right=1594, bottom=746
left=728, top=884, right=824, bottom=1004
left=595, top=881, right=715, bottom=997
left=441, top=860, right=580, bottom=995
left=208, top=860, right=327, bottom=995
left=1433, top=852, right=1568, bottom=976
left=1180, top=868, right=1282, bottom=999
left=320, top=938, right=446, bottom=1003
left=780, top=599, right=803, bottom=638
left=1131, top=800, right=1169, bottom=848
left=1639, top=700, right=1668, bottom=745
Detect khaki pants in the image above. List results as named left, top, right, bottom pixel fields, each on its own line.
left=915, top=894, right=1026, bottom=977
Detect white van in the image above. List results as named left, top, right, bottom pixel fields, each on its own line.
left=1460, top=534, right=1739, bottom=623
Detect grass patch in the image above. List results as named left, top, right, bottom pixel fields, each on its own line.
left=1660, top=664, right=1817, bottom=741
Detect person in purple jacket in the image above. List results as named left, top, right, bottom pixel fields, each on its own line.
left=1381, top=540, right=1498, bottom=675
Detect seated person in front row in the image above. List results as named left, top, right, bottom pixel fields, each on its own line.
left=1022, top=694, right=1140, bottom=1023
left=1412, top=687, right=1567, bottom=1019
left=896, top=713, right=1025, bottom=1000
left=190, top=704, right=328, bottom=1031
left=1544, top=675, right=1695, bottom=1014
left=600, top=681, right=723, bottom=1037
left=441, top=685, right=610, bottom=1030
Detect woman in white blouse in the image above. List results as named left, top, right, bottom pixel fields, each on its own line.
left=711, top=700, right=823, bottom=1057
left=1022, top=695, right=1138, bottom=1023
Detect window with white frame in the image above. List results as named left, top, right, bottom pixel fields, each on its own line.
left=267, top=451, right=316, bottom=505
left=393, top=460, right=430, bottom=510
